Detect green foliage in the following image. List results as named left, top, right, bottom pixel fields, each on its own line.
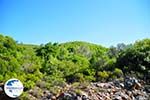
left=20, top=92, right=30, bottom=100
left=117, top=39, right=150, bottom=74
left=0, top=34, right=149, bottom=97
left=113, top=68, right=123, bottom=78
left=116, top=39, right=150, bottom=80
left=36, top=41, right=108, bottom=84
left=97, top=71, right=110, bottom=81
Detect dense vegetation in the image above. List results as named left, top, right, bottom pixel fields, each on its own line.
left=0, top=34, right=149, bottom=98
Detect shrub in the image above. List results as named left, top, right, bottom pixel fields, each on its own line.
left=113, top=68, right=123, bottom=77
left=97, top=71, right=110, bottom=81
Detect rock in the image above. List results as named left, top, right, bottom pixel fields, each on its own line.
left=76, top=96, right=82, bottom=100
left=16, top=77, right=150, bottom=100
left=124, top=77, right=142, bottom=90
left=0, top=87, right=3, bottom=93
left=80, top=91, right=89, bottom=100
left=121, top=94, right=131, bottom=100
left=47, top=92, right=52, bottom=99
left=95, top=83, right=105, bottom=88
left=113, top=80, right=123, bottom=88
left=134, top=82, right=142, bottom=90
left=120, top=83, right=124, bottom=88
left=70, top=91, right=77, bottom=99
left=51, top=96, right=56, bottom=100
left=124, top=77, right=133, bottom=89
left=43, top=90, right=53, bottom=99
left=145, top=85, right=150, bottom=93
left=126, top=91, right=132, bottom=97
left=135, top=95, right=147, bottom=100
left=113, top=95, right=122, bottom=100
left=61, top=92, right=73, bottom=100
left=82, top=95, right=89, bottom=100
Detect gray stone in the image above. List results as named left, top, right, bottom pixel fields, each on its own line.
left=135, top=95, right=147, bottom=100
left=0, top=87, right=3, bottom=92
left=113, top=95, right=122, bottom=100
left=63, top=93, right=73, bottom=100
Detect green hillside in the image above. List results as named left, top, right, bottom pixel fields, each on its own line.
left=0, top=34, right=150, bottom=99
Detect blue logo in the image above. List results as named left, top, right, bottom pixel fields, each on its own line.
left=4, top=78, right=24, bottom=98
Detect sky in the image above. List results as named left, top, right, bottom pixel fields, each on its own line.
left=0, top=0, right=150, bottom=47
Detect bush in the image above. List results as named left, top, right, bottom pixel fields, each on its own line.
left=97, top=71, right=110, bottom=81
left=20, top=92, right=30, bottom=100
left=113, top=68, right=123, bottom=77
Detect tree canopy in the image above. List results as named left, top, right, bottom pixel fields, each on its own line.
left=0, top=34, right=149, bottom=99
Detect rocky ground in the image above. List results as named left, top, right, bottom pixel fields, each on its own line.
left=0, top=77, right=150, bottom=100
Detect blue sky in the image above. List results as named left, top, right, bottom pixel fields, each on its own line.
left=0, top=0, right=150, bottom=47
